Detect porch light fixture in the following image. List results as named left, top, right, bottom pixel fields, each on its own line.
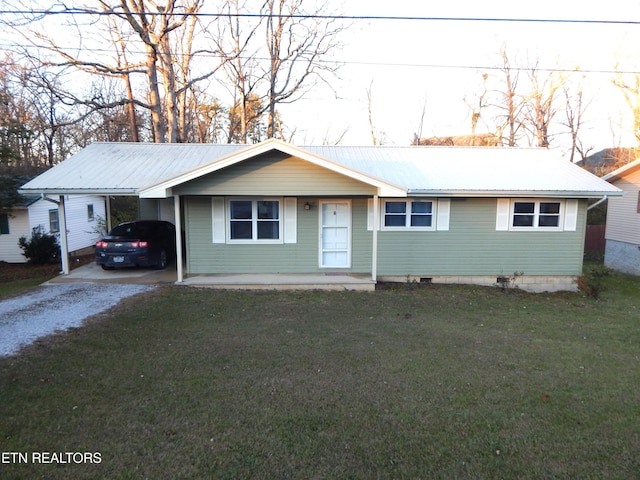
left=304, top=202, right=311, bottom=210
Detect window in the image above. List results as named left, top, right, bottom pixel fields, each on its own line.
left=228, top=199, right=281, bottom=242
left=87, top=204, right=95, bottom=221
left=383, top=200, right=434, bottom=229
left=49, top=209, right=60, bottom=233
left=0, top=213, right=9, bottom=234
left=511, top=201, right=561, bottom=229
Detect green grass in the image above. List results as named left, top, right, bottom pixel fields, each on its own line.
left=0, top=263, right=60, bottom=299
left=1, top=273, right=639, bottom=479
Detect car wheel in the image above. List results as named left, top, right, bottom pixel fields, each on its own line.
left=155, top=250, right=167, bottom=270
left=101, top=264, right=114, bottom=270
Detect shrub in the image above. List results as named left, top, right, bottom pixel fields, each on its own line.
left=578, top=264, right=611, bottom=299
left=18, top=226, right=60, bottom=265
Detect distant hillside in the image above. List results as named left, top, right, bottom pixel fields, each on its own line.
left=412, top=133, right=500, bottom=147
left=578, top=147, right=637, bottom=176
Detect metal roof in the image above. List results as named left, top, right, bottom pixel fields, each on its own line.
left=19, top=140, right=622, bottom=198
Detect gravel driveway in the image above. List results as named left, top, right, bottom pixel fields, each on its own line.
left=0, top=282, right=154, bottom=357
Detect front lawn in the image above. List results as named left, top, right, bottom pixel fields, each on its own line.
left=1, top=273, right=639, bottom=479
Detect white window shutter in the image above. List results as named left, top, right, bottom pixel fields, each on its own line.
left=284, top=197, right=297, bottom=243
left=436, top=199, right=450, bottom=231
left=212, top=198, right=226, bottom=243
left=564, top=199, right=578, bottom=231
left=496, top=198, right=510, bottom=231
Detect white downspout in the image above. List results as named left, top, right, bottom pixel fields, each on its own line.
left=174, top=194, right=184, bottom=283
left=587, top=196, right=608, bottom=210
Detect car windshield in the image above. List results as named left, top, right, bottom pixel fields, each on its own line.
left=109, top=223, right=153, bottom=238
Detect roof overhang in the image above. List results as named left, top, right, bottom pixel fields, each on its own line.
left=17, top=188, right=138, bottom=196
left=603, top=158, right=640, bottom=183
left=407, top=190, right=623, bottom=198
left=138, top=138, right=407, bottom=198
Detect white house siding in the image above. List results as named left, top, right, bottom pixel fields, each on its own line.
left=0, top=208, right=30, bottom=263
left=605, top=168, right=640, bottom=246
left=2, top=195, right=106, bottom=262
left=605, top=168, right=640, bottom=275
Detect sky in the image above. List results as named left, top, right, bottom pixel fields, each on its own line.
left=280, top=0, right=640, bottom=154
left=2, top=1, right=640, bottom=155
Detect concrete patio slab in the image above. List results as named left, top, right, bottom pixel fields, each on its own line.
left=180, top=273, right=376, bottom=291
left=46, top=262, right=376, bottom=290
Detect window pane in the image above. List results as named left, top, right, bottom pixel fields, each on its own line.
left=539, top=215, right=560, bottom=227
left=230, top=201, right=252, bottom=219
left=513, top=215, right=534, bottom=227
left=513, top=202, right=535, bottom=214
left=540, top=202, right=560, bottom=214
left=257, top=221, right=279, bottom=239
left=385, top=202, right=406, bottom=214
left=230, top=221, right=252, bottom=239
left=258, top=201, right=279, bottom=220
left=385, top=215, right=406, bottom=227
left=411, top=201, right=432, bottom=214
left=0, top=213, right=9, bottom=234
left=411, top=215, right=432, bottom=227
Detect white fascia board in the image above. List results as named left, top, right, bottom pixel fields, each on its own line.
left=407, top=189, right=624, bottom=198
left=139, top=138, right=408, bottom=198
left=18, top=188, right=138, bottom=196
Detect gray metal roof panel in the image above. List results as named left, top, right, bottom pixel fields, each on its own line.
left=19, top=142, right=622, bottom=197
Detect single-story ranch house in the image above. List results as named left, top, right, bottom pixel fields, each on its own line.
left=603, top=158, right=640, bottom=276
left=19, top=139, right=622, bottom=291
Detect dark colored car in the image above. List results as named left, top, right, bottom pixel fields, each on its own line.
left=95, top=220, right=176, bottom=270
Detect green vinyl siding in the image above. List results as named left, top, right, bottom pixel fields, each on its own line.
left=174, top=152, right=375, bottom=197
left=184, top=196, right=586, bottom=277
left=184, top=197, right=372, bottom=275
left=376, top=198, right=586, bottom=277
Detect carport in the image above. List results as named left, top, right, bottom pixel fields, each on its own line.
left=19, top=142, right=249, bottom=282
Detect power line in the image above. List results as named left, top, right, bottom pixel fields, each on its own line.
left=1, top=9, right=640, bottom=25
left=0, top=41, right=636, bottom=76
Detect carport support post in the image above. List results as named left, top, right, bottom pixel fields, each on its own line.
left=371, top=193, right=378, bottom=282
left=59, top=195, right=70, bottom=275
left=174, top=194, right=184, bottom=283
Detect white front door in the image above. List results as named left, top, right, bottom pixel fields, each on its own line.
left=320, top=200, right=351, bottom=268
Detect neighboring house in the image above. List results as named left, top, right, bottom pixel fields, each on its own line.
left=603, top=159, right=640, bottom=276
left=0, top=194, right=106, bottom=263
left=19, top=139, right=621, bottom=291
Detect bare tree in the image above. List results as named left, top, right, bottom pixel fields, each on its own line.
left=464, top=73, right=489, bottom=144
left=492, top=46, right=526, bottom=147
left=214, top=0, right=264, bottom=143
left=562, top=77, right=592, bottom=163
left=523, top=60, right=564, bottom=148
left=612, top=66, right=640, bottom=155
left=261, top=0, right=345, bottom=139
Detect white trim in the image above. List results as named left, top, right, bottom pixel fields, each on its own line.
left=380, top=199, right=436, bottom=231
left=140, top=138, right=407, bottom=198
left=174, top=195, right=183, bottom=283
left=436, top=199, right=450, bottom=231
left=212, top=198, right=226, bottom=244
left=508, top=199, right=564, bottom=232
left=226, top=198, right=283, bottom=244
left=319, top=199, right=352, bottom=268
left=372, top=194, right=379, bottom=281
left=564, top=199, right=579, bottom=231
left=283, top=197, right=297, bottom=244
left=496, top=198, right=511, bottom=231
